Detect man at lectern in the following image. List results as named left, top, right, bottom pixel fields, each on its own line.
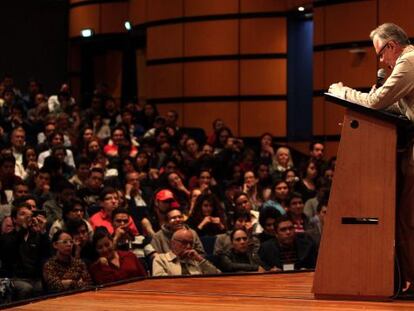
left=328, top=23, right=414, bottom=293
left=328, top=23, right=414, bottom=121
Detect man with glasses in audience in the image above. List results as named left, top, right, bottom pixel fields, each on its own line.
left=152, top=228, right=219, bottom=276
left=258, top=215, right=317, bottom=272
left=151, top=208, right=205, bottom=256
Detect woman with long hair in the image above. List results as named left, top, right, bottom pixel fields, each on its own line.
left=88, top=227, right=146, bottom=284
left=187, top=193, right=226, bottom=237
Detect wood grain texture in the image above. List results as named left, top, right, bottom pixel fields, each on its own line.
left=314, top=110, right=397, bottom=299
left=10, top=272, right=414, bottom=310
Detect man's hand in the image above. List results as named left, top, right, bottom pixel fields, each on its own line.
left=31, top=215, right=47, bottom=233
left=182, top=249, right=204, bottom=262
left=328, top=82, right=346, bottom=98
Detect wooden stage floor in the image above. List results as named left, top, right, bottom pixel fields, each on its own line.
left=7, top=272, right=414, bottom=310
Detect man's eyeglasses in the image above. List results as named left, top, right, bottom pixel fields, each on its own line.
left=173, top=238, right=193, bottom=246
left=377, top=41, right=391, bottom=59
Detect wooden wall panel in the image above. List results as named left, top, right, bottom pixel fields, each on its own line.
left=182, top=102, right=239, bottom=135
left=313, top=51, right=324, bottom=91
left=240, top=59, right=286, bottom=95
left=147, top=64, right=183, bottom=98
left=184, top=61, right=238, bottom=97
left=312, top=96, right=325, bottom=136
left=240, top=18, right=287, bottom=54
left=184, top=0, right=239, bottom=16
left=147, top=25, right=183, bottom=59
left=129, top=0, right=147, bottom=26
left=101, top=3, right=129, bottom=34
left=324, top=49, right=377, bottom=89
left=240, top=101, right=286, bottom=137
left=157, top=104, right=184, bottom=127
left=313, top=7, right=324, bottom=46
left=240, top=0, right=287, bottom=12
left=379, top=0, right=414, bottom=37
left=94, top=51, right=123, bottom=98
left=184, top=21, right=239, bottom=56
left=69, top=5, right=100, bottom=38
left=324, top=1, right=377, bottom=44
left=147, top=0, right=183, bottom=22
left=288, top=142, right=310, bottom=157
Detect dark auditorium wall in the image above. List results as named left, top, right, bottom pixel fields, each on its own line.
left=0, top=0, right=68, bottom=94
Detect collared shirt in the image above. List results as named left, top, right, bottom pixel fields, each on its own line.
left=343, top=45, right=414, bottom=121
left=152, top=251, right=220, bottom=277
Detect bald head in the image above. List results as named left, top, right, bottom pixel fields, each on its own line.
left=171, top=229, right=194, bottom=256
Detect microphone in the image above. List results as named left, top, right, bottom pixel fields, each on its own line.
left=376, top=68, right=386, bottom=88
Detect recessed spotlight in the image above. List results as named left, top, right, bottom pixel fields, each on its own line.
left=81, top=28, right=94, bottom=37
left=298, top=6, right=305, bottom=12
left=124, top=21, right=132, bottom=31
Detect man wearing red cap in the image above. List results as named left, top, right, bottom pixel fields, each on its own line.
left=151, top=189, right=180, bottom=231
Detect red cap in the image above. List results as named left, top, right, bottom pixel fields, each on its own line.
left=155, top=189, right=175, bottom=201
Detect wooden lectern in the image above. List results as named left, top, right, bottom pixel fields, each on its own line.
left=313, top=93, right=411, bottom=301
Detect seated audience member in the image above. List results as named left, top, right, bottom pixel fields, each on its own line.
left=219, top=229, right=264, bottom=273
left=0, top=154, right=22, bottom=193
left=90, top=187, right=138, bottom=236
left=308, top=199, right=328, bottom=247
left=29, top=167, right=52, bottom=207
left=286, top=192, right=315, bottom=234
left=295, top=159, right=319, bottom=204
left=303, top=186, right=330, bottom=219
left=0, top=203, right=50, bottom=300
left=151, top=208, right=205, bottom=256
left=257, top=207, right=282, bottom=243
left=43, top=180, right=76, bottom=226
left=242, top=170, right=263, bottom=211
left=69, top=156, right=91, bottom=190
left=270, top=146, right=294, bottom=181
left=258, top=215, right=317, bottom=271
left=112, top=207, right=155, bottom=269
left=152, top=228, right=220, bottom=276
left=187, top=193, right=226, bottom=237
left=43, top=230, right=92, bottom=292
left=49, top=197, right=93, bottom=239
left=283, top=168, right=299, bottom=192
left=37, top=131, right=75, bottom=168
left=89, top=227, right=147, bottom=284
left=262, top=180, right=289, bottom=215
left=149, top=189, right=180, bottom=231
left=67, top=219, right=95, bottom=265
left=124, top=171, right=154, bottom=236
left=214, top=211, right=259, bottom=256
left=77, top=167, right=104, bottom=216
left=233, top=192, right=261, bottom=235
left=165, top=171, right=190, bottom=213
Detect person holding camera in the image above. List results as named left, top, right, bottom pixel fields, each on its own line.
left=0, top=202, right=50, bottom=301
left=111, top=207, right=155, bottom=271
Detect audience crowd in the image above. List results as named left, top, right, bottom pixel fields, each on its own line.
left=0, top=75, right=333, bottom=303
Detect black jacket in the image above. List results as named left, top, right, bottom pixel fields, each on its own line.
left=258, top=233, right=317, bottom=271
